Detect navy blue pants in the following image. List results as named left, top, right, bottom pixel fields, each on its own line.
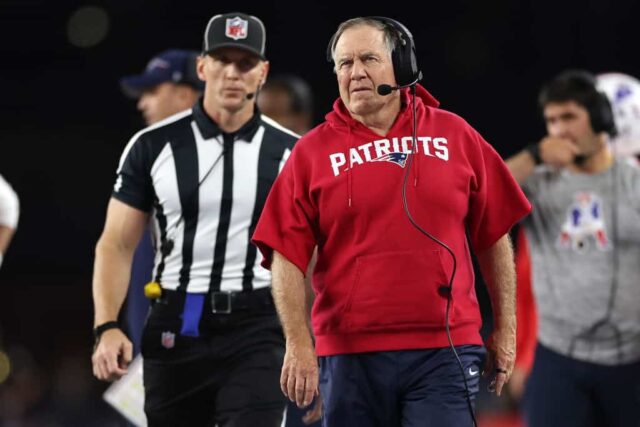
left=319, top=345, right=484, bottom=427
left=285, top=399, right=321, bottom=427
left=524, top=343, right=640, bottom=427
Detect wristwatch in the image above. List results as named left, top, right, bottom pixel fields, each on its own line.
left=525, top=143, right=542, bottom=165
left=93, top=321, right=119, bottom=348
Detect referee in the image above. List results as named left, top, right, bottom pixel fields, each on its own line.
left=91, top=12, right=297, bottom=427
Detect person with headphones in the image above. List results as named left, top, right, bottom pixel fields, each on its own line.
left=253, top=17, right=531, bottom=426
left=506, top=70, right=640, bottom=427
left=91, top=12, right=298, bottom=426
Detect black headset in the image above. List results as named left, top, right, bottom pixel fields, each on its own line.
left=583, top=73, right=617, bottom=136
left=325, top=16, right=422, bottom=88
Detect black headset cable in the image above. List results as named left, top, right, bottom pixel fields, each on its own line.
left=402, top=85, right=478, bottom=427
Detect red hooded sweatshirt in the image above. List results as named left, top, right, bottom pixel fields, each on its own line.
left=253, top=85, right=531, bottom=356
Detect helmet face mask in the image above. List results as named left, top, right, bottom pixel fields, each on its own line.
left=597, top=72, right=640, bottom=157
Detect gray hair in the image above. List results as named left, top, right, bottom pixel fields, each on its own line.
left=327, top=17, right=398, bottom=65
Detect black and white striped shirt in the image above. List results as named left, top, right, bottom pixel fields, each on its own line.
left=113, top=100, right=297, bottom=293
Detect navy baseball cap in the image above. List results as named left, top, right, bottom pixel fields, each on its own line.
left=120, top=49, right=204, bottom=98
left=202, top=12, right=266, bottom=60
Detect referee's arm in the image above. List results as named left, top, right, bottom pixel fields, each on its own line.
left=91, top=197, right=148, bottom=381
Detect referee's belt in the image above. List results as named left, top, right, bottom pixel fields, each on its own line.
left=159, top=287, right=274, bottom=314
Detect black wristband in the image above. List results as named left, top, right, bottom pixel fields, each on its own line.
left=525, top=143, right=542, bottom=165
left=93, top=321, right=119, bottom=341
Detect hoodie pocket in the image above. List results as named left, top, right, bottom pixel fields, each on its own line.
left=343, top=250, right=450, bottom=332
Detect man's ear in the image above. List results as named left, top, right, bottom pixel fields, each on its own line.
left=196, top=55, right=206, bottom=82
left=260, top=61, right=270, bottom=88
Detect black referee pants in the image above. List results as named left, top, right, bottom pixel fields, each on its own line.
left=141, top=291, right=286, bottom=427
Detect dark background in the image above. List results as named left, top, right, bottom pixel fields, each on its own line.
left=0, top=0, right=639, bottom=423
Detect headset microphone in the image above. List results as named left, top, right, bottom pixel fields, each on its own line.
left=377, top=84, right=395, bottom=96
left=246, top=80, right=266, bottom=101
left=377, top=73, right=423, bottom=96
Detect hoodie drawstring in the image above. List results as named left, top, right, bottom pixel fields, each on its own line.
left=411, top=89, right=419, bottom=187
left=328, top=85, right=436, bottom=208
left=347, top=126, right=353, bottom=208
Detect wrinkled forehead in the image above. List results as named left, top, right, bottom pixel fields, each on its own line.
left=334, top=25, right=388, bottom=57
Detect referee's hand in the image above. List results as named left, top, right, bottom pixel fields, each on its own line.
left=280, top=337, right=318, bottom=408
left=92, top=329, right=133, bottom=382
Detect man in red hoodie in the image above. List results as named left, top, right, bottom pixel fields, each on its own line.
left=253, top=17, right=531, bottom=426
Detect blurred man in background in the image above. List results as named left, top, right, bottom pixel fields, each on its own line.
left=118, top=49, right=203, bottom=353
left=477, top=70, right=640, bottom=427
left=506, top=70, right=640, bottom=427
left=258, top=74, right=314, bottom=135
left=121, top=49, right=204, bottom=127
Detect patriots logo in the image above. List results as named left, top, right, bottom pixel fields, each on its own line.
left=615, top=84, right=633, bottom=103
left=557, top=192, right=611, bottom=252
left=146, top=58, right=170, bottom=71
left=371, top=152, right=408, bottom=168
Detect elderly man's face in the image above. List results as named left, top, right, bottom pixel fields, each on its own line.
left=333, top=25, right=398, bottom=118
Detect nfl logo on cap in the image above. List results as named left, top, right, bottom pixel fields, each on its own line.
left=202, top=12, right=267, bottom=60
left=226, top=17, right=248, bottom=40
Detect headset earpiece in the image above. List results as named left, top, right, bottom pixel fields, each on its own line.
left=368, top=16, right=421, bottom=87
left=564, top=71, right=617, bottom=136
left=591, top=92, right=617, bottom=137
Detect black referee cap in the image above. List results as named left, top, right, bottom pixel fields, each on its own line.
left=202, top=12, right=266, bottom=60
